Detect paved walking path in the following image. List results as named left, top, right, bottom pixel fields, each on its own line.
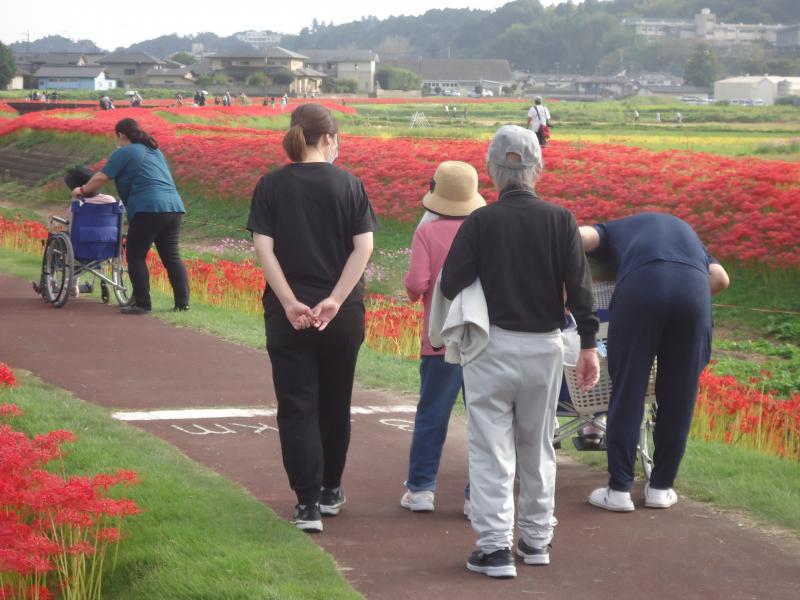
left=1, top=273, right=799, bottom=600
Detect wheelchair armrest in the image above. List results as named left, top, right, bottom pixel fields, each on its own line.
left=50, top=216, right=69, bottom=225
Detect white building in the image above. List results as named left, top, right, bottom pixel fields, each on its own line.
left=625, top=8, right=784, bottom=46
left=235, top=30, right=282, bottom=49
left=714, top=76, right=800, bottom=105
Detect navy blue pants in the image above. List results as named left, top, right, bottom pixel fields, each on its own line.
left=606, top=262, right=712, bottom=491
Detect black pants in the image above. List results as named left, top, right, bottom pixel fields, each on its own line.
left=267, top=330, right=364, bottom=506
left=606, top=263, right=712, bottom=491
left=126, top=212, right=189, bottom=310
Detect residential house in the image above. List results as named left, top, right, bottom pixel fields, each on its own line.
left=35, top=66, right=116, bottom=91
left=574, top=76, right=636, bottom=98
left=205, top=47, right=325, bottom=94
left=12, top=52, right=86, bottom=74
left=382, top=58, right=514, bottom=95
left=264, top=47, right=308, bottom=71
left=97, top=52, right=166, bottom=86
left=206, top=49, right=270, bottom=84
left=299, top=49, right=379, bottom=93
left=145, top=66, right=195, bottom=87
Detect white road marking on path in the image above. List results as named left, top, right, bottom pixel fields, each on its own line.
left=112, top=404, right=418, bottom=422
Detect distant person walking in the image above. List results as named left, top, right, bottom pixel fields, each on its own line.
left=527, top=96, right=551, bottom=147
left=675, top=111, right=682, bottom=127
left=633, top=109, right=640, bottom=124
left=655, top=111, right=661, bottom=123
left=247, top=103, right=377, bottom=533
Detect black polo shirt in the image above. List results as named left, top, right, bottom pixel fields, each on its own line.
left=441, top=186, right=598, bottom=349
left=247, top=162, right=378, bottom=336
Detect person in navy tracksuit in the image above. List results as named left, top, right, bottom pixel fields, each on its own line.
left=580, top=212, right=729, bottom=512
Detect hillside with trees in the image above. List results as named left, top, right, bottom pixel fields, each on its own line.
left=7, top=1, right=800, bottom=79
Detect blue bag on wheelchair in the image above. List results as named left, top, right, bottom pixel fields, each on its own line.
left=70, top=200, right=124, bottom=261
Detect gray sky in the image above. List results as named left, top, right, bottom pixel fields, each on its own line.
left=1, top=0, right=574, bottom=51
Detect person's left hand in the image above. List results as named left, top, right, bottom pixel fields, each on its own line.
left=310, top=297, right=341, bottom=331
left=71, top=186, right=83, bottom=198
left=576, top=348, right=600, bottom=391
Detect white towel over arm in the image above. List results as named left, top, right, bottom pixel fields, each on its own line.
left=428, top=273, right=490, bottom=365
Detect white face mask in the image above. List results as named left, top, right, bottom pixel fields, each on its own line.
left=327, top=134, right=339, bottom=164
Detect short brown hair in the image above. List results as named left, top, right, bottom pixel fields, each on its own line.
left=282, top=103, right=339, bottom=162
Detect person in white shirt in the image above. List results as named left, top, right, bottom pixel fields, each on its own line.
left=527, top=96, right=551, bottom=147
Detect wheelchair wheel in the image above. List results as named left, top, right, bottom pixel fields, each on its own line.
left=42, top=232, right=74, bottom=308
left=638, top=401, right=657, bottom=481
left=110, top=256, right=132, bottom=306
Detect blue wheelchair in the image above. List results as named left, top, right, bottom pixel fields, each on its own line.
left=35, top=200, right=131, bottom=308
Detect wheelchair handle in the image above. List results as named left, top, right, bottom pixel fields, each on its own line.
left=50, top=216, right=69, bottom=225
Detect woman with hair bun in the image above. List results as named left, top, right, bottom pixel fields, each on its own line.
left=247, top=103, right=377, bottom=533
left=72, top=118, right=189, bottom=314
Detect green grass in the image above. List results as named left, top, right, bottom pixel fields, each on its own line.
left=560, top=435, right=800, bottom=532
left=710, top=265, right=800, bottom=396
left=0, top=374, right=361, bottom=600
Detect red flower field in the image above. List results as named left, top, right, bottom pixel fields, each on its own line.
left=1, top=105, right=797, bottom=267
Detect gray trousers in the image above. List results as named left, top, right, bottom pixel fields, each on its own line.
left=463, top=326, right=563, bottom=552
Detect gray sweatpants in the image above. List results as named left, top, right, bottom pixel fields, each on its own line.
left=463, top=326, right=563, bottom=552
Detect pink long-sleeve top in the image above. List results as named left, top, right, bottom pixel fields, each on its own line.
left=403, top=216, right=466, bottom=356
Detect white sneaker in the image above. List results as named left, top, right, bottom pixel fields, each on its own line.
left=589, top=487, right=635, bottom=512
left=644, top=483, right=678, bottom=508
left=400, top=490, right=435, bottom=512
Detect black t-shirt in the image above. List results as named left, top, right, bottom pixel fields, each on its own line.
left=247, top=162, right=378, bottom=336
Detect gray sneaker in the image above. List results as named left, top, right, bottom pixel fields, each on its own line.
left=466, top=548, right=517, bottom=578
left=516, top=538, right=550, bottom=565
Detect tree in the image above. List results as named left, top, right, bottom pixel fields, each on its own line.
left=171, top=52, right=196, bottom=66
left=684, top=45, right=722, bottom=88
left=375, top=67, right=420, bottom=91
left=195, top=72, right=230, bottom=87
left=247, top=71, right=268, bottom=86
left=0, top=42, right=16, bottom=90
left=270, top=68, right=294, bottom=86
left=322, top=78, right=358, bottom=93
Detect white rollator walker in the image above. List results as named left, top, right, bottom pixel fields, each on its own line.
left=34, top=199, right=131, bottom=309
left=558, top=281, right=657, bottom=480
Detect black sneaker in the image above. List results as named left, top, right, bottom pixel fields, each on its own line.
left=319, top=487, right=346, bottom=516
left=466, top=548, right=516, bottom=578
left=120, top=304, right=152, bottom=315
left=290, top=504, right=322, bottom=533
left=516, top=539, right=550, bottom=565
left=173, top=304, right=190, bottom=312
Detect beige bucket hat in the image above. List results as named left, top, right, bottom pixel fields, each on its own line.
left=422, top=161, right=486, bottom=217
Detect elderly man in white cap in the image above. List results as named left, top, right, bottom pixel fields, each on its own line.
left=441, top=125, right=599, bottom=578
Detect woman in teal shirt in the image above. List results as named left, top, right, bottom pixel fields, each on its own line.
left=72, top=118, right=189, bottom=314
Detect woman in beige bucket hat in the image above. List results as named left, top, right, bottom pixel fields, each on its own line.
left=401, top=161, right=485, bottom=513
